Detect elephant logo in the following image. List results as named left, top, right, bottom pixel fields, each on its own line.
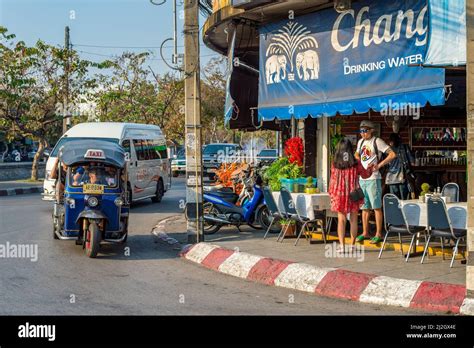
left=264, top=21, right=319, bottom=85
left=265, top=55, right=287, bottom=84
left=296, top=50, right=320, bottom=81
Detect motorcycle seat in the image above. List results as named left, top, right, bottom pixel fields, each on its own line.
left=207, top=190, right=239, bottom=204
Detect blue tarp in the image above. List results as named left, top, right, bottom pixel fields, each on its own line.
left=224, top=29, right=237, bottom=125
left=258, top=0, right=446, bottom=121
left=424, top=0, right=466, bottom=67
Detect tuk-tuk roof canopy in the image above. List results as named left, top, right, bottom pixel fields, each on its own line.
left=58, top=139, right=126, bottom=168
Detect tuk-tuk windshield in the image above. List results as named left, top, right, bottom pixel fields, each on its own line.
left=69, top=164, right=119, bottom=188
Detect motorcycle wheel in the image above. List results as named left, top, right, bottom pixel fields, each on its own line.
left=256, top=205, right=280, bottom=234
left=203, top=202, right=222, bottom=235
left=85, top=221, right=101, bottom=258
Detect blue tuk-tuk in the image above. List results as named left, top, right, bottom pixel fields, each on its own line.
left=52, top=140, right=129, bottom=258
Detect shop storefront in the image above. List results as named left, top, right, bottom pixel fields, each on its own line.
left=203, top=0, right=472, bottom=294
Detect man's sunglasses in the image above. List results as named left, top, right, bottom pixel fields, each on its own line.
left=359, top=129, right=370, bottom=133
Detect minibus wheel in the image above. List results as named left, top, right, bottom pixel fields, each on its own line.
left=151, top=179, right=164, bottom=203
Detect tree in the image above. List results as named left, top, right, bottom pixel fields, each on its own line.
left=95, top=52, right=161, bottom=124
left=201, top=57, right=232, bottom=143
left=0, top=26, right=97, bottom=180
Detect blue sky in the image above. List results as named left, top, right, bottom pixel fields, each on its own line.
left=0, top=0, right=221, bottom=76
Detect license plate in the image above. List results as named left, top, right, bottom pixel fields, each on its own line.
left=83, top=184, right=105, bottom=194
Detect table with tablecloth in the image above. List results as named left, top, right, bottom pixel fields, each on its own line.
left=271, top=191, right=332, bottom=220
left=400, top=199, right=467, bottom=229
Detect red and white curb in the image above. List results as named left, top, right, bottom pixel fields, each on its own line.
left=181, top=243, right=474, bottom=315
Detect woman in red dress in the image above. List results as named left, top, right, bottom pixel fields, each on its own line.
left=329, top=138, right=373, bottom=253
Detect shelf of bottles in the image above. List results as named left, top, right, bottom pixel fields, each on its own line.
left=410, top=127, right=467, bottom=149
left=413, top=149, right=467, bottom=167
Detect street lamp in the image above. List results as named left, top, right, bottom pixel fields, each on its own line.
left=334, top=0, right=351, bottom=13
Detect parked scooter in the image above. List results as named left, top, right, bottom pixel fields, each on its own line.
left=203, top=173, right=278, bottom=235
left=203, top=166, right=253, bottom=206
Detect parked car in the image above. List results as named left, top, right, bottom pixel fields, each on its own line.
left=171, top=149, right=186, bottom=177
left=202, top=143, right=242, bottom=180
left=256, top=149, right=278, bottom=166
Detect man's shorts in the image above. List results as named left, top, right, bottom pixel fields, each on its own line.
left=359, top=179, right=382, bottom=210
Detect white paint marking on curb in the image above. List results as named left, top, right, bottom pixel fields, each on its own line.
left=218, top=252, right=262, bottom=279
left=184, top=243, right=220, bottom=264
left=359, top=276, right=422, bottom=308
left=460, top=297, right=474, bottom=316
left=273, top=263, right=334, bottom=293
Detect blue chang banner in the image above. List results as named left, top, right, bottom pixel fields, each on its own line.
left=258, top=0, right=446, bottom=121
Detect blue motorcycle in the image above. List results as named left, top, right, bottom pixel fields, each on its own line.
left=203, top=174, right=279, bottom=235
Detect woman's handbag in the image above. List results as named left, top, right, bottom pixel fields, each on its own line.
left=349, top=187, right=365, bottom=202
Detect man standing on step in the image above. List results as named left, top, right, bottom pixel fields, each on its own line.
left=355, top=120, right=397, bottom=244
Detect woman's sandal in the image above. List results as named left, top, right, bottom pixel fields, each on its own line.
left=356, top=235, right=369, bottom=243
left=370, top=236, right=383, bottom=244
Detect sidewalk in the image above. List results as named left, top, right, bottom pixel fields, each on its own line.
left=0, top=180, right=43, bottom=196
left=156, top=215, right=473, bottom=315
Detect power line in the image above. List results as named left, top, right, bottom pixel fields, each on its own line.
left=75, top=49, right=221, bottom=61
left=72, top=43, right=207, bottom=49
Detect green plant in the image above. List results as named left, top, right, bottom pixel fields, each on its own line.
left=279, top=218, right=296, bottom=225
left=330, top=118, right=345, bottom=155
left=420, top=183, right=431, bottom=196
left=263, top=157, right=303, bottom=191
left=305, top=176, right=313, bottom=188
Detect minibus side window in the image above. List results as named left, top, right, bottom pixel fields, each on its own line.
left=159, top=148, right=168, bottom=159
left=142, top=140, right=152, bottom=160
left=147, top=139, right=160, bottom=160
left=148, top=138, right=168, bottom=159
left=133, top=139, right=146, bottom=161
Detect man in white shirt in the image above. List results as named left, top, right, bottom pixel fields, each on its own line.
left=355, top=120, right=397, bottom=244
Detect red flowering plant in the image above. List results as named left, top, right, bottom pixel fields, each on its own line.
left=284, top=137, right=304, bottom=166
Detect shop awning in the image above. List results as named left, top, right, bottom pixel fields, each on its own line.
left=423, top=0, right=466, bottom=67
left=258, top=0, right=446, bottom=121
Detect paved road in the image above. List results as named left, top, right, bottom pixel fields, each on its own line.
left=0, top=177, right=424, bottom=315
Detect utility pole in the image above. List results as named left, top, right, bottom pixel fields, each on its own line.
left=184, top=0, right=204, bottom=243
left=62, top=26, right=70, bottom=135
left=465, top=0, right=474, bottom=300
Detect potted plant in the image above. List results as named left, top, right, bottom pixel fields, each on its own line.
left=262, top=157, right=302, bottom=192
left=279, top=218, right=296, bottom=237
left=419, top=183, right=431, bottom=202
left=305, top=177, right=314, bottom=194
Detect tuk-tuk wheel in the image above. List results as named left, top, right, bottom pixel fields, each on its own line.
left=85, top=221, right=100, bottom=258
left=52, top=213, right=59, bottom=239
left=53, top=226, right=59, bottom=239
